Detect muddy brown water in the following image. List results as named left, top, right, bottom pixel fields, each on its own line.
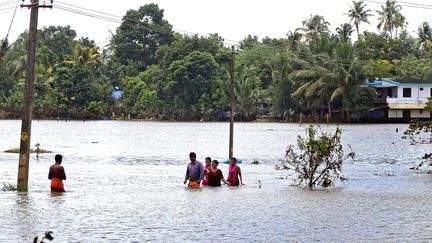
left=1, top=121, right=431, bottom=242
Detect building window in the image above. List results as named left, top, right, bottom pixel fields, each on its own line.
left=420, top=87, right=424, bottom=91
left=420, top=110, right=423, bottom=114
left=403, top=88, right=411, bottom=98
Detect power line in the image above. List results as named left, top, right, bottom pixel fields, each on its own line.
left=364, top=0, right=432, bottom=10
left=5, top=0, right=20, bottom=39
left=0, top=0, right=15, bottom=7
left=35, top=55, right=216, bottom=95
left=0, top=5, right=17, bottom=11
left=53, top=1, right=240, bottom=46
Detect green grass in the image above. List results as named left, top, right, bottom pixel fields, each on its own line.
left=251, top=159, right=260, bottom=165
left=3, top=148, right=52, bottom=153
left=1, top=183, right=17, bottom=191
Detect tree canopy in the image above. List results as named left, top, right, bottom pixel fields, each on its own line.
left=0, top=2, right=431, bottom=121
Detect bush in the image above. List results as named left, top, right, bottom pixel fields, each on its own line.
left=1, top=183, right=17, bottom=191
left=276, top=125, right=355, bottom=188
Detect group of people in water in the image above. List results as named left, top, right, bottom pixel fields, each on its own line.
left=184, top=152, right=244, bottom=188
left=47, top=152, right=244, bottom=192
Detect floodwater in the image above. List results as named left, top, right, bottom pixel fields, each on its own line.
left=0, top=120, right=431, bottom=242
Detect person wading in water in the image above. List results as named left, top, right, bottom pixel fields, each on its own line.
left=184, top=152, right=204, bottom=189
left=207, top=160, right=227, bottom=187
left=227, top=157, right=244, bottom=186
left=48, top=154, right=67, bottom=192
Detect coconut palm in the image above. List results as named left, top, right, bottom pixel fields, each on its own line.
left=290, top=57, right=337, bottom=118
left=336, top=23, right=355, bottom=42
left=286, top=30, right=303, bottom=51
left=418, top=22, right=432, bottom=51
left=234, top=65, right=262, bottom=120
left=290, top=40, right=364, bottom=120
left=377, top=0, right=402, bottom=38
left=297, top=15, right=330, bottom=41
left=4, top=36, right=28, bottom=79
left=346, top=1, right=373, bottom=38
left=393, top=12, right=407, bottom=37
left=60, top=43, right=99, bottom=66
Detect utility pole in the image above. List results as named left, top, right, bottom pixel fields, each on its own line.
left=228, top=46, right=235, bottom=159
left=17, top=0, right=52, bottom=191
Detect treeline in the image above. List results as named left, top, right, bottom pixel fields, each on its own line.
left=2, top=0, right=432, bottom=121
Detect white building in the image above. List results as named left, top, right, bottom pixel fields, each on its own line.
left=365, top=78, right=432, bottom=119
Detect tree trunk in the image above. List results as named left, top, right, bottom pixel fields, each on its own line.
left=356, top=23, right=360, bottom=39
left=327, top=100, right=332, bottom=118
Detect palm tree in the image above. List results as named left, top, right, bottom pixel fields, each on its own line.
left=290, top=41, right=364, bottom=120
left=393, top=12, right=407, bottom=37
left=418, top=22, right=432, bottom=52
left=377, top=0, right=402, bottom=38
left=286, top=30, right=303, bottom=51
left=234, top=65, right=262, bottom=121
left=297, top=15, right=330, bottom=41
left=290, top=57, right=337, bottom=118
left=347, top=1, right=373, bottom=38
left=336, top=23, right=355, bottom=42
left=5, top=36, right=28, bottom=79
left=59, top=43, right=99, bottom=66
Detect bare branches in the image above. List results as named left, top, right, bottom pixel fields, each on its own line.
left=276, top=125, right=355, bottom=188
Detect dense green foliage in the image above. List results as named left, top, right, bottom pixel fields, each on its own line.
left=1, top=1, right=431, bottom=121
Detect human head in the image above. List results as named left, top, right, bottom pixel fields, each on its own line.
left=230, top=157, right=237, bottom=165
left=55, top=154, right=63, bottom=164
left=189, top=152, right=196, bottom=162
left=211, top=160, right=219, bottom=169
left=205, top=157, right=211, bottom=166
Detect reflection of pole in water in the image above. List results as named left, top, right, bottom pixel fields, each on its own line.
left=35, top=142, right=40, bottom=159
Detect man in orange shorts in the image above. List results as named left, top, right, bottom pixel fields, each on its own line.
left=184, top=152, right=204, bottom=188
left=48, top=154, right=67, bottom=192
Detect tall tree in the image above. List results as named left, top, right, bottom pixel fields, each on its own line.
left=111, top=3, right=174, bottom=70
left=393, top=12, right=407, bottom=37
left=418, top=22, right=432, bottom=52
left=297, top=15, right=330, bottom=41
left=286, top=30, right=303, bottom=51
left=377, top=0, right=403, bottom=38
left=347, top=1, right=373, bottom=38
left=336, top=23, right=354, bottom=42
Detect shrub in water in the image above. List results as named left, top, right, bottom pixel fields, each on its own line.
left=276, top=125, right=355, bottom=188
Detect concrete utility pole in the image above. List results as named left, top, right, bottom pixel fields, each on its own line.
left=228, top=46, right=235, bottom=159
left=17, top=0, right=52, bottom=191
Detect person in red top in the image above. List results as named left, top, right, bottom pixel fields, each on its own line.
left=207, top=160, right=227, bottom=187
left=202, top=157, right=212, bottom=186
left=227, top=157, right=244, bottom=186
left=48, top=154, right=67, bottom=192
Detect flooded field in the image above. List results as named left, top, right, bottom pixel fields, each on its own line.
left=1, top=120, right=431, bottom=242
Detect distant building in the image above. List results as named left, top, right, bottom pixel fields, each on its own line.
left=112, top=90, right=124, bottom=99
left=364, top=78, right=432, bottom=119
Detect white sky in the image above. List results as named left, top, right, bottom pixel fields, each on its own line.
left=0, top=0, right=431, bottom=47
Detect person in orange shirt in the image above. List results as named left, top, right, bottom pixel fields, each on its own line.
left=48, top=154, right=67, bottom=192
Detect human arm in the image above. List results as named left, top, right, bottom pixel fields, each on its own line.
left=199, top=163, right=204, bottom=181
left=219, top=170, right=228, bottom=185
left=238, top=166, right=244, bottom=186
left=184, top=165, right=190, bottom=184
left=61, top=167, right=66, bottom=180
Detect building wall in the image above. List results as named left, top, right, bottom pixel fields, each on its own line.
left=412, top=109, right=431, bottom=118
left=388, top=110, right=402, bottom=118
left=388, top=109, right=431, bottom=118
left=395, top=86, right=429, bottom=100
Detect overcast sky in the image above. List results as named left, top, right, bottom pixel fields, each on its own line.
left=1, top=0, right=432, bottom=47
